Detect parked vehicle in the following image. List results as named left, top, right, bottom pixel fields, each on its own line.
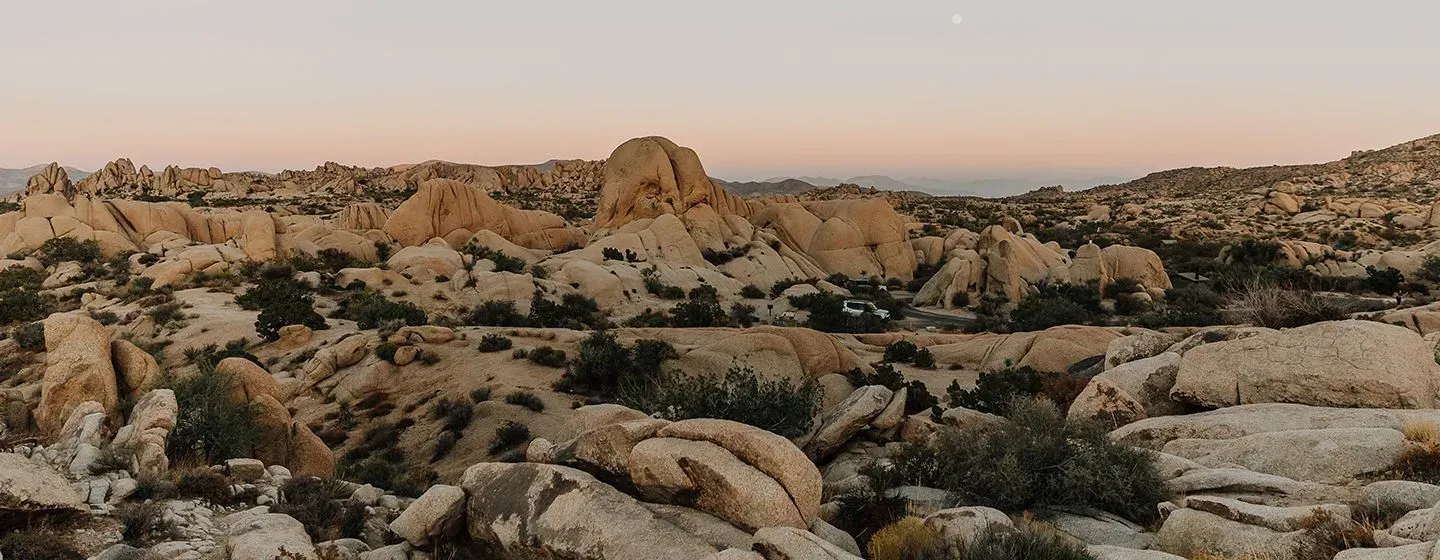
left=841, top=299, right=890, bottom=320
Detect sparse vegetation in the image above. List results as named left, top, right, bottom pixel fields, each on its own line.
left=621, top=364, right=820, bottom=438
left=477, top=333, right=513, bottom=352
left=164, top=362, right=261, bottom=464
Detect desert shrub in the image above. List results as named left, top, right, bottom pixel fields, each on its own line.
left=430, top=398, right=475, bottom=432
left=374, top=341, right=400, bottom=363
left=1365, top=266, right=1406, bottom=295
left=623, top=308, right=672, bottom=328
left=0, top=268, right=52, bottom=325
left=463, top=243, right=528, bottom=273
left=950, top=292, right=971, bottom=308
left=892, top=398, right=1165, bottom=522
left=1227, top=280, right=1347, bottom=329
left=884, top=340, right=919, bottom=363
left=729, top=302, right=758, bottom=327
left=621, top=364, right=820, bottom=438
left=1134, top=284, right=1224, bottom=328
left=341, top=290, right=426, bottom=329
left=560, top=331, right=676, bottom=396
left=146, top=301, right=188, bottom=327
left=670, top=285, right=729, bottom=327
left=1289, top=509, right=1375, bottom=560
left=1011, top=284, right=1104, bottom=332
left=165, top=363, right=261, bottom=464
left=948, top=367, right=1042, bottom=415
left=1389, top=420, right=1440, bottom=484
left=769, top=278, right=814, bottom=297
left=273, top=477, right=366, bottom=541
left=11, top=321, right=45, bottom=350
left=0, top=530, right=85, bottom=560
left=242, top=278, right=327, bottom=340
left=527, top=346, right=567, bottom=368
left=418, top=349, right=440, bottom=365
left=912, top=348, right=936, bottom=369
left=642, top=267, right=686, bottom=299
left=466, top=300, right=528, bottom=327
left=469, top=387, right=493, bottom=403
left=118, top=502, right=176, bottom=545
left=832, top=462, right=912, bottom=547
left=489, top=421, right=531, bottom=455
left=89, top=443, right=136, bottom=475
left=954, top=521, right=1095, bottom=560
left=505, top=391, right=546, bottom=412
left=966, top=294, right=1014, bottom=333
left=702, top=245, right=751, bottom=265
left=868, top=517, right=942, bottom=560
left=36, top=237, right=102, bottom=267
left=601, top=247, right=624, bottom=261
left=173, top=468, right=234, bottom=506
left=89, top=310, right=120, bottom=325
left=740, top=284, right=767, bottom=299
left=477, top=333, right=512, bottom=352
left=432, top=431, right=459, bottom=462
left=1420, top=255, right=1440, bottom=283
left=528, top=291, right=607, bottom=329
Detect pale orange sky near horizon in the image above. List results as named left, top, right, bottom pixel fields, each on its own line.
left=4, top=1, right=1440, bottom=189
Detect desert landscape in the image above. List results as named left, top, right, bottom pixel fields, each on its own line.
left=4, top=131, right=1440, bottom=560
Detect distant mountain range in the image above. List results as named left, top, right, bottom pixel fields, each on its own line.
left=0, top=164, right=91, bottom=196
left=755, top=174, right=1132, bottom=197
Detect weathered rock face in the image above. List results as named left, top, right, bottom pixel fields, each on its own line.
left=1101, top=245, right=1173, bottom=290
left=594, top=136, right=752, bottom=230
left=629, top=437, right=806, bottom=531
left=912, top=249, right=984, bottom=309
left=382, top=178, right=583, bottom=250
left=0, top=453, right=86, bottom=517
left=110, top=389, right=178, bottom=477
left=25, top=162, right=73, bottom=198
left=226, top=509, right=317, bottom=560
left=919, top=326, right=1131, bottom=373
left=1163, top=427, right=1406, bottom=483
left=1069, top=352, right=1187, bottom=429
left=462, top=462, right=723, bottom=559
left=216, top=357, right=335, bottom=478
left=334, top=203, right=391, bottom=231
left=1170, top=320, right=1440, bottom=409
left=1109, top=403, right=1440, bottom=450
left=37, top=314, right=119, bottom=436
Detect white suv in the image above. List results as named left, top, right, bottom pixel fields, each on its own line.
left=841, top=299, right=890, bottom=320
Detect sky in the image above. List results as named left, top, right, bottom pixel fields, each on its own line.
left=4, top=1, right=1440, bottom=193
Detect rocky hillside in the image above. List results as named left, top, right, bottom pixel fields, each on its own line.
left=7, top=135, right=1440, bottom=559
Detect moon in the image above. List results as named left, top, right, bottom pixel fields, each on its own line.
left=952, top=14, right=963, bottom=24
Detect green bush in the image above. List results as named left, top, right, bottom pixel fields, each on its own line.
left=527, top=346, right=567, bottom=368
left=1420, top=256, right=1440, bottom=283
left=36, top=237, right=102, bottom=267
left=1010, top=284, right=1104, bottom=332
left=729, top=302, right=757, bottom=328
left=947, top=367, right=1043, bottom=415
left=464, top=243, right=528, bottom=274
left=489, top=421, right=531, bottom=455
left=504, top=391, right=545, bottom=412
left=740, top=284, right=767, bottom=299
left=165, top=363, right=261, bottom=464
left=0, top=268, right=54, bottom=325
left=528, top=291, right=607, bottom=329
left=11, top=321, right=45, bottom=351
left=601, top=247, right=624, bottom=261
left=341, top=290, right=426, bottom=329
left=375, top=341, right=400, bottom=363
left=146, top=302, right=187, bottom=327
left=560, top=331, right=676, bottom=396
left=466, top=300, right=528, bottom=327
left=671, top=285, right=729, bottom=327
left=892, top=398, right=1165, bottom=522
left=702, top=245, right=750, bottom=265
left=477, top=333, right=513, bottom=352
left=913, top=348, right=936, bottom=369
left=884, top=340, right=919, bottom=363
left=1365, top=266, right=1406, bottom=295
left=621, top=364, right=820, bottom=438
left=239, top=277, right=327, bottom=340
